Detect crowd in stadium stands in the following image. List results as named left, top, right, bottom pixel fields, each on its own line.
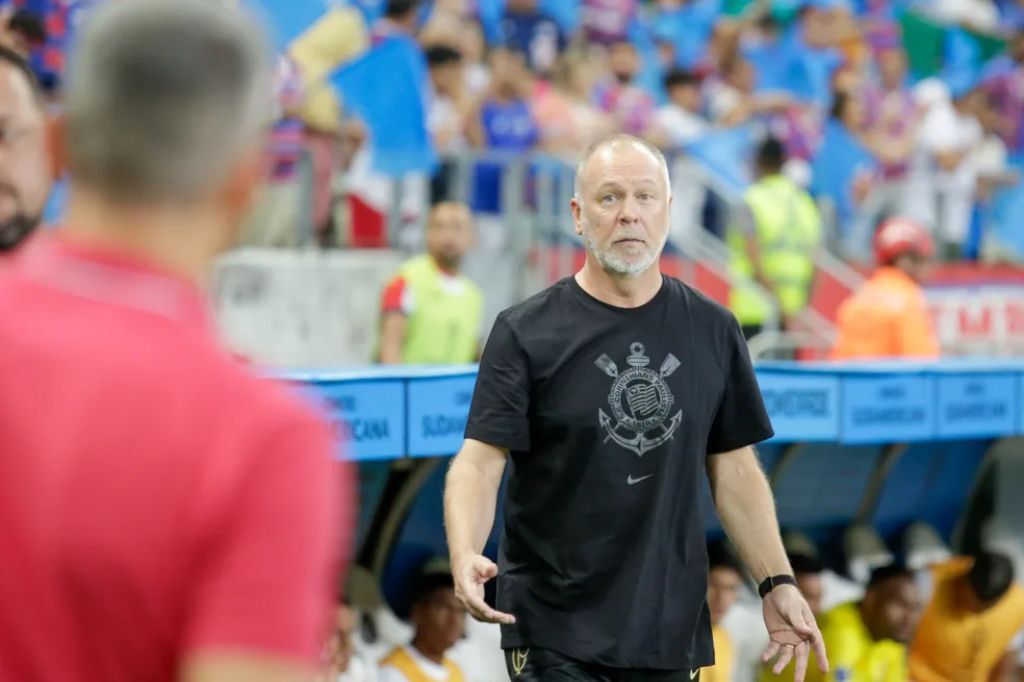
left=267, top=0, right=1024, bottom=263
left=5, top=0, right=1024, bottom=261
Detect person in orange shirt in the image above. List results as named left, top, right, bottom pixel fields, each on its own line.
left=910, top=552, right=1024, bottom=682
left=831, top=217, right=941, bottom=359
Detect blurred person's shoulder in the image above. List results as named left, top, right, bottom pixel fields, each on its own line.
left=0, top=234, right=332, bottom=448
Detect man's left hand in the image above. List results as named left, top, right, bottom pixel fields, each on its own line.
left=761, top=584, right=828, bottom=682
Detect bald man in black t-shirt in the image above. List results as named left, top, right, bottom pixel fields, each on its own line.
left=444, top=134, right=828, bottom=682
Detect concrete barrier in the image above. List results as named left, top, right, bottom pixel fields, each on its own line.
left=213, top=247, right=404, bottom=367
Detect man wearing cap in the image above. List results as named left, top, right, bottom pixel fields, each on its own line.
left=831, top=217, right=940, bottom=359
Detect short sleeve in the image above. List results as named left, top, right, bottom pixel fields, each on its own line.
left=706, top=317, right=774, bottom=455
left=182, top=414, right=350, bottom=664
left=464, top=313, right=531, bottom=451
left=381, top=275, right=413, bottom=316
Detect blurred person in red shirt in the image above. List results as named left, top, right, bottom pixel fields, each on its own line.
left=0, top=2, right=350, bottom=682
left=831, top=217, right=941, bottom=359
left=0, top=42, right=50, bottom=252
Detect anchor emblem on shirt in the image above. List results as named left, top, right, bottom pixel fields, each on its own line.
left=594, top=342, right=682, bottom=457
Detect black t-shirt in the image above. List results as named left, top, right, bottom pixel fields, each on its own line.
left=465, top=276, right=774, bottom=671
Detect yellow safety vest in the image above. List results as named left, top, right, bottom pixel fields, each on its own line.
left=910, top=558, right=1024, bottom=682
left=379, top=646, right=465, bottom=682
left=382, top=254, right=483, bottom=365
left=728, top=175, right=821, bottom=327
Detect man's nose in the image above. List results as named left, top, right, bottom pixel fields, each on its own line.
left=617, top=195, right=640, bottom=224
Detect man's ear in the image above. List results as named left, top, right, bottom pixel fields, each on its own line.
left=570, top=197, right=583, bottom=236
left=46, top=110, right=66, bottom=181
left=221, top=145, right=268, bottom=215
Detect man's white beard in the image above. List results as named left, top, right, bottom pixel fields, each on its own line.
left=581, top=223, right=667, bottom=276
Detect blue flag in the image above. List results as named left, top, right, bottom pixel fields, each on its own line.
left=811, top=119, right=876, bottom=236
left=988, top=155, right=1024, bottom=259
left=539, top=0, right=580, bottom=34
left=332, top=36, right=438, bottom=176
left=477, top=0, right=508, bottom=44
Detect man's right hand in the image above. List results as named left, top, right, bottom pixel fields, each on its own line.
left=452, top=553, right=516, bottom=625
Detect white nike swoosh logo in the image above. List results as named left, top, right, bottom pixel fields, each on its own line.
left=627, top=474, right=653, bottom=485
left=691, top=670, right=699, bottom=680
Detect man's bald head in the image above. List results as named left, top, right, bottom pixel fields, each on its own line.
left=574, top=134, right=671, bottom=200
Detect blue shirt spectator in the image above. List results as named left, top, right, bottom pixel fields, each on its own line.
left=812, top=91, right=877, bottom=241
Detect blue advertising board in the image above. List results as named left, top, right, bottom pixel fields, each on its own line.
left=407, top=373, right=477, bottom=457
left=284, top=361, right=1024, bottom=459
left=314, top=378, right=405, bottom=460
left=936, top=373, right=1017, bottom=439
left=840, top=375, right=936, bottom=443
left=757, top=371, right=841, bottom=442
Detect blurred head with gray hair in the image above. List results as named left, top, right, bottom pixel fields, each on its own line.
left=61, top=0, right=272, bottom=269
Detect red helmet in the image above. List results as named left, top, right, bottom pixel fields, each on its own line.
left=873, top=218, right=934, bottom=265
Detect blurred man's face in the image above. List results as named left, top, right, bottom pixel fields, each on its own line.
left=669, top=83, right=701, bottom=112
left=426, top=202, right=474, bottom=271
left=609, top=43, right=639, bottom=83
left=0, top=61, right=47, bottom=251
left=431, top=61, right=463, bottom=96
left=842, top=97, right=867, bottom=132
left=878, top=49, right=907, bottom=90
left=490, top=49, right=529, bottom=95
left=864, top=577, right=921, bottom=643
left=707, top=567, right=743, bottom=625
left=412, top=588, right=466, bottom=656
left=572, top=141, right=671, bottom=277
left=656, top=41, right=676, bottom=69
left=728, top=60, right=755, bottom=94
left=803, top=7, right=838, bottom=49
left=797, top=572, right=824, bottom=617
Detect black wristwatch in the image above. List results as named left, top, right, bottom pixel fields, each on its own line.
left=758, top=574, right=798, bottom=599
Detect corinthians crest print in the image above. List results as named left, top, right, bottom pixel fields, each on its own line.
left=594, top=342, right=682, bottom=457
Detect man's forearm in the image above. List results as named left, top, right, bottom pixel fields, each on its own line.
left=378, top=313, right=406, bottom=365
left=444, top=443, right=505, bottom=559
left=709, top=447, right=791, bottom=583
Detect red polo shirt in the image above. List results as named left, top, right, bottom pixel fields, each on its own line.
left=0, top=234, right=349, bottom=681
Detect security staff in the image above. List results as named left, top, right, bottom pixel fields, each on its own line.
left=831, top=217, right=940, bottom=360
left=378, top=201, right=482, bottom=365
left=729, top=137, right=822, bottom=339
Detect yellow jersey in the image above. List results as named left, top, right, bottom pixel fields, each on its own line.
left=378, top=645, right=465, bottom=682
left=910, top=558, right=1024, bottom=682
left=703, top=625, right=734, bottom=682
left=763, top=602, right=905, bottom=682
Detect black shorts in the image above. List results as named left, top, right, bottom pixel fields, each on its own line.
left=503, top=647, right=701, bottom=682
